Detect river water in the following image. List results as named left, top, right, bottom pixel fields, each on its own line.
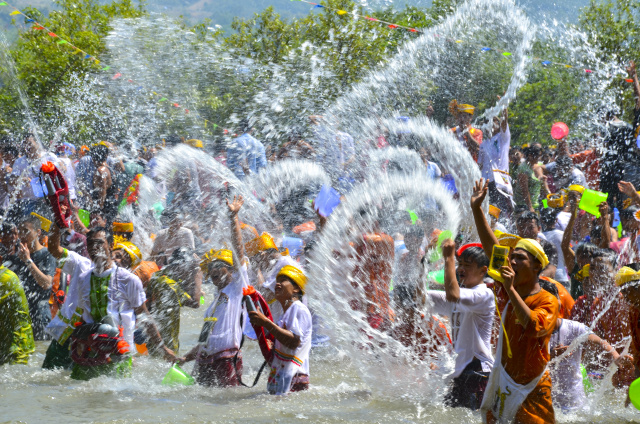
left=1, top=285, right=636, bottom=424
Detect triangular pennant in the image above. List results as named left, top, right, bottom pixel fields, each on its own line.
left=173, top=103, right=180, bottom=107
left=112, top=73, right=122, bottom=79
left=336, top=10, right=348, bottom=15
left=502, top=51, right=511, bottom=56
left=57, top=40, right=68, bottom=45
left=0, top=3, right=8, bottom=6
left=159, top=97, right=168, bottom=102
left=10, top=10, right=21, bottom=16
left=102, top=66, right=111, bottom=71
left=32, top=25, right=44, bottom=30
left=388, top=24, right=398, bottom=29
left=48, top=32, right=57, bottom=37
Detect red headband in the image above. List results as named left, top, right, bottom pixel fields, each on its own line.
left=457, top=243, right=483, bottom=257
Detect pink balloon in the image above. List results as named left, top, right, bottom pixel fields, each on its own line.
left=551, top=122, right=569, bottom=140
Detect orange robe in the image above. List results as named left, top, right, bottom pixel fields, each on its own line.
left=487, top=289, right=558, bottom=424
left=133, top=260, right=160, bottom=287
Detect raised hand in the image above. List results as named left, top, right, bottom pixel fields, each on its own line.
left=470, top=179, right=489, bottom=210
left=618, top=181, right=637, bottom=198
left=441, top=238, right=456, bottom=258
left=226, top=195, right=244, bottom=215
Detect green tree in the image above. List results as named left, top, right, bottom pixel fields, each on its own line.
left=0, top=0, right=146, bottom=132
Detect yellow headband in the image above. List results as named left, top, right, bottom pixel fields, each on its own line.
left=185, top=139, right=204, bottom=149
left=245, top=232, right=278, bottom=257
left=200, top=248, right=233, bottom=272
left=489, top=205, right=501, bottom=220
left=449, top=99, right=475, bottom=115
left=515, top=238, right=549, bottom=269
left=113, top=241, right=142, bottom=268
left=494, top=230, right=521, bottom=249
left=277, top=265, right=307, bottom=294
left=113, top=222, right=134, bottom=233
left=616, top=266, right=640, bottom=287
left=575, top=264, right=590, bottom=282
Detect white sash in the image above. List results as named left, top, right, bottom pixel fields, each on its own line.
left=481, top=302, right=547, bottom=423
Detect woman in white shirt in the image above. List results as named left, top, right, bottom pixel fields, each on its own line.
left=249, top=265, right=312, bottom=395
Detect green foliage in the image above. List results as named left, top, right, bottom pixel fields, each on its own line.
left=0, top=0, right=145, bottom=131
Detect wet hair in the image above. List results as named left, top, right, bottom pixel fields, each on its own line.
left=539, top=278, right=559, bottom=299
left=164, top=135, right=182, bottom=146
left=0, top=222, right=16, bottom=236
left=517, top=211, right=540, bottom=227
left=591, top=248, right=617, bottom=268
left=19, top=215, right=43, bottom=232
left=620, top=205, right=639, bottom=221
left=91, top=144, right=109, bottom=164
left=523, top=145, right=542, bottom=159
left=575, top=242, right=598, bottom=259
left=459, top=246, right=489, bottom=268
left=86, top=226, right=113, bottom=246
left=168, top=247, right=192, bottom=266
left=239, top=118, right=252, bottom=133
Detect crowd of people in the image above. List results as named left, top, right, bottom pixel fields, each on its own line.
left=0, top=59, right=640, bottom=421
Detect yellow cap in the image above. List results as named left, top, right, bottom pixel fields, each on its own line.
left=494, top=230, right=521, bottom=249
left=448, top=99, right=475, bottom=116
left=515, top=238, right=549, bottom=269
left=277, top=265, right=307, bottom=294
left=245, top=232, right=278, bottom=257
left=489, top=205, right=501, bottom=220
left=113, top=241, right=142, bottom=268
left=200, top=248, right=233, bottom=272
left=185, top=139, right=204, bottom=149
left=30, top=212, right=52, bottom=232
left=616, top=266, right=640, bottom=287
left=113, top=221, right=134, bottom=233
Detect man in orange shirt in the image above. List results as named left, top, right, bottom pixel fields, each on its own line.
left=471, top=180, right=558, bottom=423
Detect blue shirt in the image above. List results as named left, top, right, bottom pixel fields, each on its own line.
left=227, top=133, right=267, bottom=179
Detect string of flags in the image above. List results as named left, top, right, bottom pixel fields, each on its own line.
left=290, top=0, right=635, bottom=81
left=0, top=0, right=222, bottom=131
left=0, top=0, right=635, bottom=132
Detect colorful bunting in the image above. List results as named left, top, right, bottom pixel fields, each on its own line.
left=32, top=25, right=43, bottom=30
left=336, top=10, right=348, bottom=15
left=9, top=10, right=20, bottom=15
left=159, top=97, right=168, bottom=102
left=0, top=2, right=7, bottom=5
left=112, top=73, right=122, bottom=79
left=481, top=47, right=491, bottom=51
left=502, top=52, right=511, bottom=56
left=48, top=32, right=57, bottom=37
left=57, top=40, right=67, bottom=45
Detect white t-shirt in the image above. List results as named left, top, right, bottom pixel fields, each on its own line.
left=269, top=300, right=312, bottom=394
left=543, top=229, right=568, bottom=282
left=46, top=250, right=146, bottom=347
left=428, top=283, right=495, bottom=377
left=152, top=227, right=195, bottom=266
left=202, top=263, right=249, bottom=355
left=479, top=124, right=511, bottom=181
left=549, top=319, right=591, bottom=410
